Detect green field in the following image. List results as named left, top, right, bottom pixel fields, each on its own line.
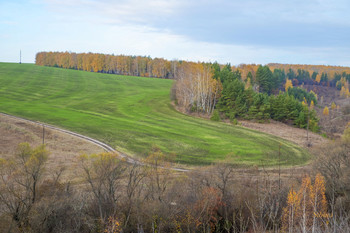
left=0, top=63, right=310, bottom=166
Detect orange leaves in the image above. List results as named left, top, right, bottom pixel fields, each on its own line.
left=315, top=74, right=321, bottom=83
left=286, top=187, right=299, bottom=206
left=194, top=187, right=223, bottom=230
left=104, top=216, right=122, bottom=233
left=268, top=63, right=350, bottom=82
left=313, top=174, right=328, bottom=214
left=282, top=174, right=329, bottom=232
left=35, top=52, right=174, bottom=78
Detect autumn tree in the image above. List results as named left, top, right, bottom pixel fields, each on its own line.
left=0, top=143, right=49, bottom=231
left=121, top=163, right=146, bottom=229
left=323, top=106, right=329, bottom=116
left=282, top=174, right=328, bottom=232
left=343, top=125, right=350, bottom=143
left=79, top=152, right=126, bottom=222
left=143, top=146, right=172, bottom=203
left=104, top=216, right=122, bottom=233
left=310, top=100, right=314, bottom=110
left=331, top=102, right=336, bottom=110
left=174, top=62, right=222, bottom=114
left=245, top=77, right=252, bottom=90
left=194, top=187, right=223, bottom=232
left=285, top=78, right=293, bottom=91
left=315, top=74, right=321, bottom=83
left=36, top=51, right=350, bottom=89
left=313, top=138, right=350, bottom=231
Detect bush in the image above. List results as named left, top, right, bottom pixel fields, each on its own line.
left=229, top=111, right=236, bottom=123
left=342, top=105, right=350, bottom=115
left=210, top=110, right=221, bottom=121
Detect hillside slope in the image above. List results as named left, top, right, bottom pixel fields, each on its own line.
left=0, top=63, right=310, bottom=166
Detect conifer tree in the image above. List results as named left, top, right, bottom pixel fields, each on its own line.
left=256, top=65, right=273, bottom=94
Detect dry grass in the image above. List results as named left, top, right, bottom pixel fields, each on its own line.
left=0, top=114, right=314, bottom=184
left=0, top=115, right=104, bottom=181
left=239, top=119, right=328, bottom=148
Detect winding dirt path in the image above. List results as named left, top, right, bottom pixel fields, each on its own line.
left=0, top=112, right=313, bottom=184
left=0, top=112, right=188, bottom=172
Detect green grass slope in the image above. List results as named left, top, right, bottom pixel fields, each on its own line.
left=0, top=63, right=310, bottom=166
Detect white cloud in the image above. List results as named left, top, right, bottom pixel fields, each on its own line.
left=1, top=0, right=349, bottom=66
left=42, top=0, right=186, bottom=25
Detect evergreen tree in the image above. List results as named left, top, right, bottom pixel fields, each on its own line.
left=211, top=62, right=221, bottom=80
left=273, top=68, right=286, bottom=89
left=256, top=65, right=273, bottom=94
left=287, top=68, right=296, bottom=80
left=220, top=64, right=235, bottom=84
left=247, top=71, right=253, bottom=84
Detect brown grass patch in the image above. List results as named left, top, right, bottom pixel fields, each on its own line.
left=0, top=115, right=104, bottom=181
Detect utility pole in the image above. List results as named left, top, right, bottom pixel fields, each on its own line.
left=20, top=50, right=21, bottom=64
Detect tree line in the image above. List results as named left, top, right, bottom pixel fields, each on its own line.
left=1, top=129, right=349, bottom=232
left=35, top=52, right=349, bottom=127
left=36, top=52, right=178, bottom=78
left=207, top=64, right=319, bottom=131
left=35, top=52, right=350, bottom=86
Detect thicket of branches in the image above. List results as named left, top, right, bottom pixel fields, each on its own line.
left=1, top=128, right=350, bottom=232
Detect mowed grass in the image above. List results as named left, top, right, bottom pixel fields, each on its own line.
left=0, top=63, right=310, bottom=166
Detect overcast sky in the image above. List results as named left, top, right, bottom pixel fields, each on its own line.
left=1, top=0, right=350, bottom=65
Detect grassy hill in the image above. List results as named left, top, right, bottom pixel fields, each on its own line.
left=0, top=63, right=310, bottom=166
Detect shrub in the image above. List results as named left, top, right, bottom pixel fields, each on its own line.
left=210, top=110, right=221, bottom=121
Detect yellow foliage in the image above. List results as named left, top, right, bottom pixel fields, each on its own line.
left=245, top=77, right=251, bottom=90
left=282, top=174, right=328, bottom=232
left=331, top=102, right=336, bottom=110
left=302, top=97, right=307, bottom=106
left=104, top=216, right=122, bottom=233
left=315, top=74, right=321, bottom=83
left=145, top=146, right=166, bottom=165
left=323, top=106, right=329, bottom=116
left=310, top=100, right=314, bottom=110
left=340, top=86, right=346, bottom=97
left=287, top=187, right=299, bottom=206
left=309, top=90, right=317, bottom=100
left=285, top=78, right=293, bottom=91
left=342, top=125, right=350, bottom=143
